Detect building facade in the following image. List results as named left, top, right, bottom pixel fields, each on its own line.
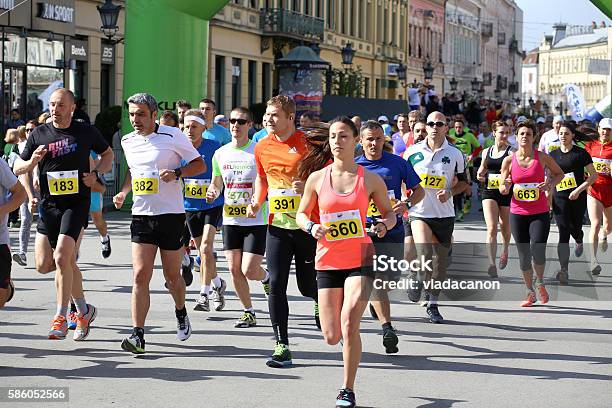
left=538, top=23, right=611, bottom=110
left=0, top=0, right=124, bottom=128
left=521, top=49, right=538, bottom=105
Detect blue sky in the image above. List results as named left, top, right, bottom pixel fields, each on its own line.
left=515, top=0, right=612, bottom=51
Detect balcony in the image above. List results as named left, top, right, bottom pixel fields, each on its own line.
left=260, top=8, right=324, bottom=42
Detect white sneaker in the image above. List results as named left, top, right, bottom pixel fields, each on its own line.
left=212, top=278, right=227, bottom=311
left=176, top=314, right=192, bottom=341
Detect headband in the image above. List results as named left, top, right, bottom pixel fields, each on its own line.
left=184, top=115, right=206, bottom=126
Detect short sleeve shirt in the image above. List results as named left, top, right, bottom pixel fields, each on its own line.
left=182, top=139, right=223, bottom=211
left=204, top=124, right=231, bottom=146
left=0, top=159, right=18, bottom=245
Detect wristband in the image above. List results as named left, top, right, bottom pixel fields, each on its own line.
left=306, top=221, right=316, bottom=236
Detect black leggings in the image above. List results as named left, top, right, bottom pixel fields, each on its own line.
left=553, top=193, right=586, bottom=269
left=510, top=212, right=550, bottom=271
left=266, top=225, right=318, bottom=345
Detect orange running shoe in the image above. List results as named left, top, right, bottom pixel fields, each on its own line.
left=48, top=315, right=68, bottom=339
left=536, top=282, right=549, bottom=304
left=520, top=291, right=537, bottom=307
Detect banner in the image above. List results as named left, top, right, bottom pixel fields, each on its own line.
left=562, top=84, right=587, bottom=121
left=585, top=95, right=612, bottom=123
left=282, top=91, right=323, bottom=118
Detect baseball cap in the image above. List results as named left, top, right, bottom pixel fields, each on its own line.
left=536, top=117, right=545, bottom=124
left=393, top=114, right=399, bottom=121
left=214, top=114, right=228, bottom=124
left=517, top=116, right=527, bottom=123
left=599, top=118, right=612, bottom=129
left=378, top=115, right=389, bottom=122
left=553, top=115, right=564, bottom=123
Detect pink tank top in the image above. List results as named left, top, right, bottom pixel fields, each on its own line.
left=315, top=165, right=373, bottom=271
left=510, top=150, right=549, bottom=215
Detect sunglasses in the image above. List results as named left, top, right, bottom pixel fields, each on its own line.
left=427, top=121, right=446, bottom=127
left=229, top=118, right=248, bottom=125
left=26, top=128, right=34, bottom=132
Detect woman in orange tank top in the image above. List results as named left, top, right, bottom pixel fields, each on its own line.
left=297, top=117, right=396, bottom=408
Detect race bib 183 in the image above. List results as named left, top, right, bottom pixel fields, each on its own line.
left=47, top=170, right=78, bottom=195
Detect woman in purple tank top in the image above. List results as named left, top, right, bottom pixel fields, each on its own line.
left=499, top=120, right=564, bottom=307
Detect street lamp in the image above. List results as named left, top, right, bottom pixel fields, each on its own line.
left=470, top=77, right=480, bottom=93
left=449, top=77, right=458, bottom=92
left=423, top=59, right=434, bottom=81
left=97, top=0, right=123, bottom=43
left=341, top=42, right=355, bottom=66
left=396, top=63, right=407, bottom=88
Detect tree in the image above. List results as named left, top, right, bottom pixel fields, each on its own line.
left=327, top=66, right=365, bottom=98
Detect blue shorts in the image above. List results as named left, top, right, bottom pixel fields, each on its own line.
left=90, top=192, right=102, bottom=213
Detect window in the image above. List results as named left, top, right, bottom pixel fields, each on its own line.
left=364, top=77, right=370, bottom=98
left=304, top=0, right=310, bottom=14
left=292, top=0, right=299, bottom=11
left=215, top=55, right=225, bottom=114
left=327, top=0, right=334, bottom=29
left=528, top=73, right=533, bottom=83
left=262, top=62, right=271, bottom=102
left=248, top=60, right=256, bottom=107
left=232, top=58, right=242, bottom=110
left=316, top=0, right=322, bottom=17
left=376, top=78, right=381, bottom=98
left=341, top=0, right=346, bottom=34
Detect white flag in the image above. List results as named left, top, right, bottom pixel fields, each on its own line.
left=562, top=84, right=587, bottom=121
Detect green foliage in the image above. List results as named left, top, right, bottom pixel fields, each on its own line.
left=94, top=106, right=122, bottom=145
left=329, top=66, right=365, bottom=98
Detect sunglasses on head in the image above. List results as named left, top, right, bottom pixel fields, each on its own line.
left=229, top=118, right=248, bottom=125
left=427, top=121, right=445, bottom=127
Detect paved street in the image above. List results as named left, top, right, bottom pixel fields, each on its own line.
left=1, top=210, right=611, bottom=408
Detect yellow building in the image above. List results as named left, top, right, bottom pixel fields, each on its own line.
left=208, top=0, right=445, bottom=116
left=538, top=24, right=611, bottom=110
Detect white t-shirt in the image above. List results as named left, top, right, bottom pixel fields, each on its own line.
left=121, top=124, right=200, bottom=216
left=212, top=140, right=267, bottom=226
left=538, top=129, right=558, bottom=152
left=408, top=88, right=421, bottom=106
left=404, top=139, right=466, bottom=218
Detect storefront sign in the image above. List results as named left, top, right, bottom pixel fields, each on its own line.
left=70, top=39, right=88, bottom=61
left=0, top=0, right=15, bottom=10
left=101, top=44, right=115, bottom=64
left=37, top=2, right=74, bottom=23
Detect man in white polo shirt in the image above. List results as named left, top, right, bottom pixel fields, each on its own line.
left=113, top=92, right=205, bottom=354
left=404, top=111, right=467, bottom=324
left=538, top=115, right=564, bottom=154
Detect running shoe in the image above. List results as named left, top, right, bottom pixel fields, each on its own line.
left=182, top=256, right=194, bottom=287
left=520, top=291, right=537, bottom=307
left=591, top=262, right=602, bottom=276
left=369, top=302, right=378, bottom=320
left=101, top=236, right=111, bottom=258
left=234, top=311, right=257, bottom=328
left=455, top=212, right=464, bottom=222
left=463, top=199, right=472, bottom=214
left=48, top=315, right=68, bottom=339
left=262, top=273, right=270, bottom=298
left=212, top=278, right=227, bottom=311
left=487, top=265, right=498, bottom=278
left=266, top=342, right=292, bottom=368
left=314, top=302, right=321, bottom=329
left=121, top=333, right=146, bottom=354
left=420, top=292, right=430, bottom=307
left=176, top=313, right=192, bottom=341
left=574, top=243, right=583, bottom=258
left=193, top=256, right=201, bottom=274
left=406, top=274, right=422, bottom=303
left=73, top=304, right=97, bottom=341
left=12, top=252, right=26, bottom=266
left=600, top=237, right=608, bottom=253
left=194, top=293, right=210, bottom=312
left=499, top=251, right=508, bottom=270
left=382, top=325, right=399, bottom=354
left=556, top=269, right=569, bottom=286
left=426, top=305, right=444, bottom=323
left=68, top=311, right=78, bottom=330
left=335, top=388, right=356, bottom=408
left=536, top=282, right=549, bottom=304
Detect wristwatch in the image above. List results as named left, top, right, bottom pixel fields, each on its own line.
left=403, top=198, right=412, bottom=209
left=173, top=167, right=182, bottom=180
left=306, top=221, right=316, bottom=236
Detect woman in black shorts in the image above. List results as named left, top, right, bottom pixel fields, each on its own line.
left=477, top=120, right=514, bottom=277
left=549, top=123, right=596, bottom=284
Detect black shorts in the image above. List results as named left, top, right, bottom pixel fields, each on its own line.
left=185, top=206, right=223, bottom=238
left=409, top=216, right=455, bottom=244
left=316, top=267, right=374, bottom=289
left=0, top=244, right=11, bottom=289
left=222, top=224, right=267, bottom=256
left=482, top=189, right=511, bottom=207
left=403, top=217, right=412, bottom=237
left=37, top=198, right=89, bottom=248
left=131, top=213, right=186, bottom=250
left=372, top=233, right=405, bottom=282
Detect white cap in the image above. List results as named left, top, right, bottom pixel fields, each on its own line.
left=599, top=118, right=612, bottom=129
left=378, top=115, right=389, bottom=122
left=536, top=117, right=545, bottom=124
left=517, top=116, right=527, bottom=123
left=214, top=114, right=227, bottom=124
left=553, top=115, right=564, bottom=123
left=393, top=114, right=399, bottom=121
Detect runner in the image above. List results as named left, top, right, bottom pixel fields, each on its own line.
left=0, top=157, right=26, bottom=308
left=584, top=117, right=612, bottom=275
left=89, top=152, right=111, bottom=258
left=538, top=115, right=564, bottom=154
left=247, top=95, right=318, bottom=368
left=14, top=88, right=113, bottom=340
left=296, top=117, right=396, bottom=408
left=476, top=120, right=514, bottom=277
left=452, top=118, right=481, bottom=221
left=550, top=122, right=596, bottom=284
left=404, top=111, right=467, bottom=323
left=180, top=109, right=227, bottom=313
left=199, top=98, right=231, bottom=145
left=206, top=106, right=270, bottom=328
left=390, top=113, right=410, bottom=156
left=355, top=120, right=424, bottom=353
left=113, top=93, right=205, bottom=354
left=499, top=120, right=564, bottom=307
